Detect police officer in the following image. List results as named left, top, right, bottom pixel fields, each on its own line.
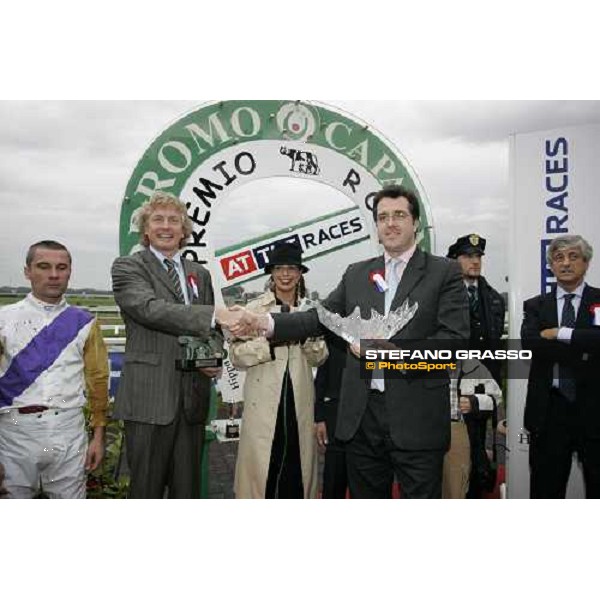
left=447, top=234, right=505, bottom=499
left=447, top=233, right=505, bottom=383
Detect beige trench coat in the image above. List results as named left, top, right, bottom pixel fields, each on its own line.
left=230, top=291, right=328, bottom=499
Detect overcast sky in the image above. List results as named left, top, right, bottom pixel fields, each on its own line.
left=3, top=100, right=600, bottom=296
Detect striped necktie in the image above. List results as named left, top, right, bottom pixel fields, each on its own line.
left=164, top=258, right=185, bottom=304
left=467, top=285, right=479, bottom=315
left=559, top=293, right=576, bottom=401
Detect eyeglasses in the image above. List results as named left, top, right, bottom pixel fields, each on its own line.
left=376, top=210, right=411, bottom=224
left=272, top=265, right=301, bottom=274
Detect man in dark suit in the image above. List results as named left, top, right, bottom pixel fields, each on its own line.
left=521, top=234, right=600, bottom=499
left=222, top=185, right=469, bottom=498
left=112, top=192, right=221, bottom=499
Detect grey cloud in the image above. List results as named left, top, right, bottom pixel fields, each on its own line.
left=336, top=100, right=600, bottom=146
left=2, top=100, right=599, bottom=293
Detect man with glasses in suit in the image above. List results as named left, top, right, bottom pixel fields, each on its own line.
left=221, top=185, right=469, bottom=498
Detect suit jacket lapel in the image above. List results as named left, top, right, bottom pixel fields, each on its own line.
left=576, top=284, right=592, bottom=327
left=141, top=248, right=180, bottom=300
left=366, top=256, right=385, bottom=315
left=184, top=261, right=203, bottom=305
left=541, top=291, right=558, bottom=327
left=547, top=285, right=592, bottom=328
left=181, top=259, right=192, bottom=304
left=392, top=248, right=426, bottom=310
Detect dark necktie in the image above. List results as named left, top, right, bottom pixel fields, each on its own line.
left=164, top=258, right=185, bottom=304
left=467, top=285, right=479, bottom=314
left=559, top=293, right=576, bottom=401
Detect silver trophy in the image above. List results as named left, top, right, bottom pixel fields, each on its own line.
left=298, top=298, right=418, bottom=344
left=176, top=332, right=223, bottom=370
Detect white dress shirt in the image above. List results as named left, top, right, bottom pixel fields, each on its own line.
left=552, top=281, right=585, bottom=388
left=556, top=281, right=585, bottom=343
left=371, top=245, right=417, bottom=392
left=149, top=245, right=190, bottom=305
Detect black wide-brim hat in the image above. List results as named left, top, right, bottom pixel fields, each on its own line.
left=447, top=233, right=486, bottom=259
left=264, top=242, right=309, bottom=274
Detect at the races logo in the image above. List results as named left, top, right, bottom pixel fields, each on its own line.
left=216, top=208, right=367, bottom=285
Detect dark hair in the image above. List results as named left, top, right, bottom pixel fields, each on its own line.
left=372, top=185, right=420, bottom=223
left=26, top=240, right=72, bottom=267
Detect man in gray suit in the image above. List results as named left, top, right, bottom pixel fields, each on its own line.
left=222, top=186, right=469, bottom=498
left=112, top=192, right=221, bottom=499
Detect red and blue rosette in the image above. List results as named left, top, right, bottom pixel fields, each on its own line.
left=369, top=269, right=388, bottom=293
left=590, top=302, right=600, bottom=326
left=187, top=274, right=199, bottom=299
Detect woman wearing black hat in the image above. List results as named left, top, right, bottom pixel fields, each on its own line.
left=230, top=243, right=328, bottom=499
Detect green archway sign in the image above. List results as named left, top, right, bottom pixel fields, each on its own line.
left=120, top=100, right=432, bottom=257
left=120, top=100, right=433, bottom=402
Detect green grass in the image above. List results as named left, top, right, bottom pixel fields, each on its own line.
left=0, top=293, right=116, bottom=307
left=0, top=294, right=125, bottom=339
left=0, top=294, right=25, bottom=306
left=67, top=295, right=117, bottom=307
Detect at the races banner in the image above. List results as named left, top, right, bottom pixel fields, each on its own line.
left=119, top=100, right=433, bottom=403
left=507, top=123, right=600, bottom=498
left=215, top=206, right=368, bottom=289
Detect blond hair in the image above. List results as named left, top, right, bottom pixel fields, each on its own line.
left=135, top=191, right=193, bottom=248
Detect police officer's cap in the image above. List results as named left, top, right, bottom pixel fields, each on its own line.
left=447, top=233, right=486, bottom=259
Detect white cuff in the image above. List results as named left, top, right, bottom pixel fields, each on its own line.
left=474, top=393, right=494, bottom=412
left=264, top=313, right=275, bottom=338
left=557, top=327, right=573, bottom=343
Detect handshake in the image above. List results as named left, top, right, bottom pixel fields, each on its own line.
left=215, top=306, right=271, bottom=339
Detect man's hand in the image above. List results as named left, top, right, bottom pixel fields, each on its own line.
left=199, top=367, right=222, bottom=379
left=459, top=396, right=472, bottom=414
left=315, top=421, right=328, bottom=451
left=215, top=306, right=237, bottom=327
left=85, top=427, right=105, bottom=471
left=370, top=339, right=398, bottom=351
left=349, top=342, right=361, bottom=359
left=540, top=327, right=559, bottom=340
left=217, top=306, right=268, bottom=338
left=350, top=340, right=397, bottom=359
